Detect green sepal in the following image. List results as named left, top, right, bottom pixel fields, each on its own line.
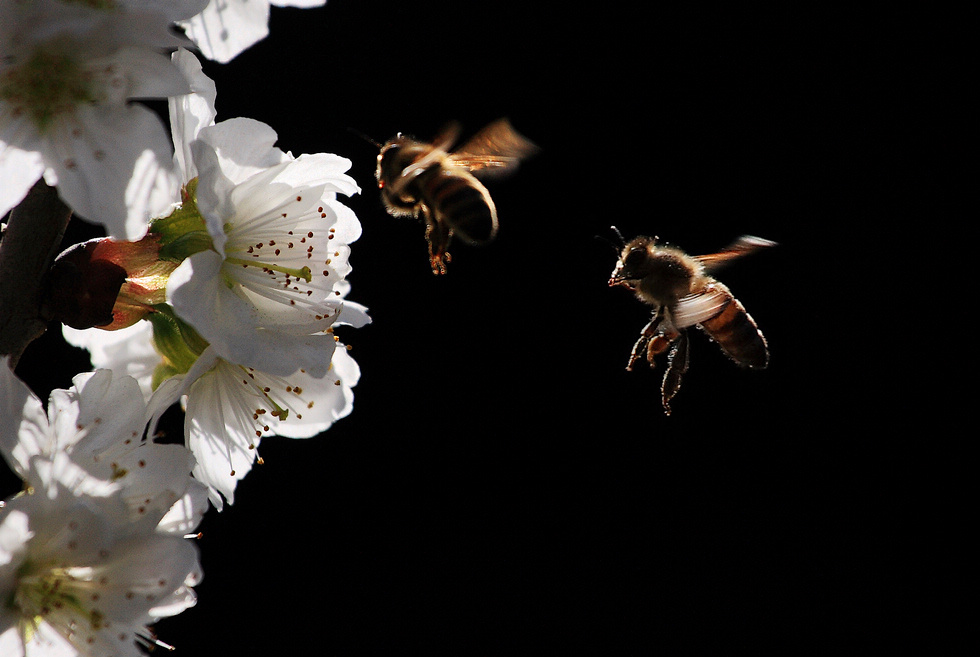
left=146, top=304, right=210, bottom=377
left=149, top=178, right=214, bottom=262
left=151, top=361, right=183, bottom=392
left=158, top=230, right=216, bottom=263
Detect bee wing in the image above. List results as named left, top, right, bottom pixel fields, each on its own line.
left=672, top=287, right=732, bottom=329
left=431, top=121, right=462, bottom=152
left=448, top=118, right=539, bottom=178
left=696, top=235, right=777, bottom=273
left=389, top=122, right=463, bottom=195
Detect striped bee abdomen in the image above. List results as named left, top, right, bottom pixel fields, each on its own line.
left=425, top=170, right=498, bottom=244
left=699, top=295, right=769, bottom=369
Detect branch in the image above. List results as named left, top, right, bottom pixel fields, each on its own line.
left=0, top=180, right=73, bottom=368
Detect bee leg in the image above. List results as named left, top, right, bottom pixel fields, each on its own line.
left=428, top=247, right=450, bottom=275
left=661, top=330, right=689, bottom=415
left=627, top=334, right=651, bottom=371
left=424, top=215, right=453, bottom=275
left=646, top=331, right=678, bottom=365
left=627, top=308, right=663, bottom=371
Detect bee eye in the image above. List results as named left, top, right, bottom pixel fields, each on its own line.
left=624, top=248, right=646, bottom=267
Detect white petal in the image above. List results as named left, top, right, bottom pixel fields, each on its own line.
left=107, top=45, right=191, bottom=101
left=271, top=0, right=327, bottom=6
left=179, top=0, right=272, bottom=64
left=29, top=451, right=121, bottom=501
left=62, top=322, right=160, bottom=400
left=66, top=369, right=147, bottom=455
left=119, top=0, right=210, bottom=22
left=71, top=529, right=201, bottom=621
left=0, top=621, right=77, bottom=657
left=0, top=507, right=32, bottom=566
left=184, top=363, right=264, bottom=509
left=156, top=478, right=210, bottom=535
left=336, top=300, right=372, bottom=328
left=264, top=346, right=360, bottom=439
left=0, top=143, right=45, bottom=220
left=180, top=347, right=357, bottom=506
left=169, top=250, right=338, bottom=377
left=40, top=104, right=178, bottom=239
left=104, top=443, right=199, bottom=526
left=196, top=118, right=289, bottom=186
left=271, top=152, right=360, bottom=196
left=169, top=48, right=217, bottom=182
left=0, top=358, right=50, bottom=479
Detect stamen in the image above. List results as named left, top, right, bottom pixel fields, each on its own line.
left=224, top=257, right=312, bottom=282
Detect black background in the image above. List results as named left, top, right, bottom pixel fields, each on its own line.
left=6, top=2, right=939, bottom=654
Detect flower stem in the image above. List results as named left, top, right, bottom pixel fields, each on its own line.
left=0, top=180, right=73, bottom=367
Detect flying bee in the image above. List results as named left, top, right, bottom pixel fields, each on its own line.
left=375, top=118, right=538, bottom=274
left=608, top=230, right=776, bottom=415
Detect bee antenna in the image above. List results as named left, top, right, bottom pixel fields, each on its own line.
left=346, top=127, right=381, bottom=149
left=594, top=231, right=622, bottom=254
left=609, top=225, right=626, bottom=248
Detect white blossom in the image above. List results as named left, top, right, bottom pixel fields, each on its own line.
left=179, top=343, right=360, bottom=508
left=64, top=319, right=362, bottom=510
left=0, top=359, right=208, bottom=534
left=61, top=48, right=367, bottom=510
left=0, top=481, right=202, bottom=657
left=167, top=47, right=369, bottom=378
left=0, top=358, right=203, bottom=657
left=0, top=0, right=206, bottom=239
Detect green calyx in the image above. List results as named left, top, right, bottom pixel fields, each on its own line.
left=149, top=178, right=216, bottom=263
left=147, top=304, right=210, bottom=388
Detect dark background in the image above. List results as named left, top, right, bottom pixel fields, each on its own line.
left=7, top=2, right=937, bottom=654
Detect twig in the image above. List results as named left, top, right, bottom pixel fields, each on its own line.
left=0, top=180, right=72, bottom=368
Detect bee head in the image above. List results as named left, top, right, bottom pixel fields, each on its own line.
left=375, top=140, right=402, bottom=187
left=608, top=235, right=657, bottom=286
left=375, top=134, right=429, bottom=188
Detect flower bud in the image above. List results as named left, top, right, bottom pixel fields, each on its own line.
left=42, top=234, right=177, bottom=330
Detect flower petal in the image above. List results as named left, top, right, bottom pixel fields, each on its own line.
left=0, top=358, right=50, bottom=480
left=169, top=48, right=217, bottom=183
left=0, top=143, right=45, bottom=220
left=40, top=104, right=179, bottom=239
left=63, top=321, right=160, bottom=399
left=168, top=250, right=339, bottom=377
left=179, top=0, right=272, bottom=64
left=183, top=362, right=264, bottom=509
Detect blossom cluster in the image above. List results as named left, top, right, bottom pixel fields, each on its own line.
left=1, top=3, right=364, bottom=655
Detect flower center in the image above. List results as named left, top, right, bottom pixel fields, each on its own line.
left=12, top=563, right=100, bottom=642
left=223, top=256, right=313, bottom=284
left=1, top=45, right=97, bottom=133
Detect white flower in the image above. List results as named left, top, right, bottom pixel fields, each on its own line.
left=62, top=48, right=367, bottom=510
left=61, top=322, right=160, bottom=400
left=65, top=319, right=362, bottom=509
left=0, top=0, right=206, bottom=239
left=180, top=0, right=328, bottom=64
left=65, top=322, right=361, bottom=510
left=0, top=359, right=208, bottom=534
left=170, top=138, right=368, bottom=376
left=0, top=482, right=202, bottom=657
left=168, top=48, right=369, bottom=377
left=179, top=342, right=360, bottom=508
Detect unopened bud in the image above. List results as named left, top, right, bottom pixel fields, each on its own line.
left=41, top=234, right=177, bottom=330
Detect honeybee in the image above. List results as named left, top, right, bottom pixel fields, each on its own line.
left=375, top=118, right=537, bottom=274
left=608, top=230, right=776, bottom=415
